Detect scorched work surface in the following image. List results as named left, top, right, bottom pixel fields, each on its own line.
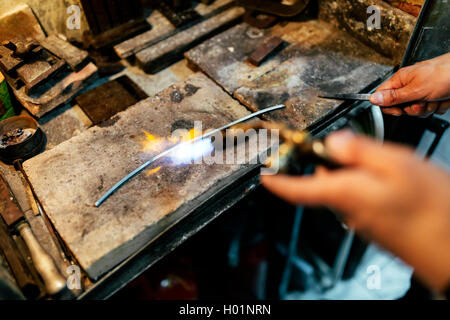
left=186, top=20, right=393, bottom=130
left=23, top=73, right=252, bottom=279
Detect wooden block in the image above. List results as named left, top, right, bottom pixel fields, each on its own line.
left=0, top=175, right=23, bottom=227
left=23, top=73, right=252, bottom=279
left=14, top=62, right=98, bottom=118
left=114, top=11, right=176, bottom=59
left=0, top=46, right=23, bottom=73
left=186, top=20, right=392, bottom=95
left=16, top=60, right=52, bottom=85
left=76, top=75, right=148, bottom=125
left=114, top=0, right=235, bottom=59
left=81, top=0, right=147, bottom=46
left=195, top=0, right=235, bottom=16
left=39, top=35, right=89, bottom=72
left=17, top=59, right=66, bottom=94
left=0, top=4, right=46, bottom=43
left=92, top=18, right=151, bottom=50
left=136, top=7, right=245, bottom=73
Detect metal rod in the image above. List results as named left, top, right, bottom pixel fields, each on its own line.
left=95, top=104, right=286, bottom=207
left=319, top=93, right=450, bottom=103
left=319, top=93, right=372, bottom=101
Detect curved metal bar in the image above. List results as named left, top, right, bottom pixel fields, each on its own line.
left=95, top=104, right=286, bottom=207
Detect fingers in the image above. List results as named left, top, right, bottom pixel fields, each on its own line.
left=420, top=102, right=440, bottom=118
left=436, top=100, right=450, bottom=115
left=403, top=101, right=450, bottom=117
left=261, top=174, right=328, bottom=206
left=260, top=170, right=384, bottom=219
left=370, top=67, right=424, bottom=107
left=381, top=101, right=449, bottom=117
left=370, top=87, right=422, bottom=107
left=260, top=172, right=368, bottom=210
left=425, top=102, right=440, bottom=114
left=404, top=102, right=428, bottom=117
left=382, top=107, right=404, bottom=116
left=324, top=130, right=414, bottom=174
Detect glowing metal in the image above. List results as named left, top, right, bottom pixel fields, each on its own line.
left=95, top=104, right=286, bottom=207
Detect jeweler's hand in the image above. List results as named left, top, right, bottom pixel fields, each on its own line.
left=370, top=52, right=450, bottom=117
left=261, top=130, right=450, bottom=292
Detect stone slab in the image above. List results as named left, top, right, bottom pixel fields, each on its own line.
left=187, top=19, right=393, bottom=129
left=23, top=73, right=251, bottom=279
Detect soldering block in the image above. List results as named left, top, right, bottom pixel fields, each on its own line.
left=23, top=73, right=251, bottom=280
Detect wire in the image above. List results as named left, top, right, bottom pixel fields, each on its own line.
left=95, top=104, right=286, bottom=207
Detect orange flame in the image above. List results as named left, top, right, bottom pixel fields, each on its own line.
left=145, top=166, right=162, bottom=176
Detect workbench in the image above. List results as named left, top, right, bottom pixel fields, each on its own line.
left=0, top=0, right=420, bottom=299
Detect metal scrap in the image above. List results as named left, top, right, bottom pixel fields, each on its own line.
left=0, top=128, right=35, bottom=149
left=247, top=36, right=284, bottom=66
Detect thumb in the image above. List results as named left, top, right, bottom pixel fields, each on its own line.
left=370, top=86, right=420, bottom=106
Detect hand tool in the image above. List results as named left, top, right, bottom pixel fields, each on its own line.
left=0, top=213, right=40, bottom=298
left=0, top=174, right=66, bottom=295
left=318, top=93, right=372, bottom=101
left=17, top=223, right=66, bottom=295
left=319, top=93, right=450, bottom=103
left=95, top=104, right=286, bottom=207
left=13, top=159, right=73, bottom=261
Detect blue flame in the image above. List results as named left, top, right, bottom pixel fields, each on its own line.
left=169, top=139, right=214, bottom=165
